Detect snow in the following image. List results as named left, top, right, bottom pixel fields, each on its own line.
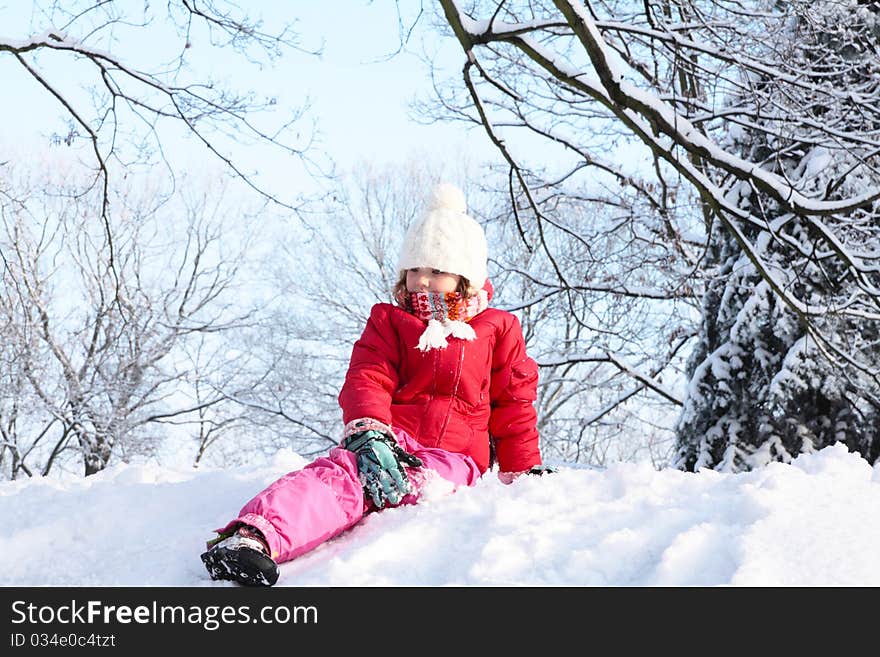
left=2, top=442, right=879, bottom=586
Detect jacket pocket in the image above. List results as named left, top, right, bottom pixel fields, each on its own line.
left=438, top=410, right=477, bottom=454
left=506, top=357, right=538, bottom=402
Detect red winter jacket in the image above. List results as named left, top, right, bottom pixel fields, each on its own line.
left=338, top=285, right=541, bottom=475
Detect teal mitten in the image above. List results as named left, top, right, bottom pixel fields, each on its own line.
left=343, top=430, right=423, bottom=508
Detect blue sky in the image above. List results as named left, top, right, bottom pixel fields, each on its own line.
left=0, top=2, right=498, bottom=196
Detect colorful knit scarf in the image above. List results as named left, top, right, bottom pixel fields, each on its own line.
left=396, top=289, right=489, bottom=351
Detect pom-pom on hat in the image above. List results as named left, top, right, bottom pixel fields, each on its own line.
left=397, top=183, right=488, bottom=290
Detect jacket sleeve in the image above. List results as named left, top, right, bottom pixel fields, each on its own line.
left=488, top=314, right=542, bottom=473
left=338, top=305, right=401, bottom=428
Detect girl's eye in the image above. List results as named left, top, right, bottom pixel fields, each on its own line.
left=432, top=269, right=443, bottom=275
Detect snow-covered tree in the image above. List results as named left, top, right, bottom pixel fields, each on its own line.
left=0, top=163, right=260, bottom=477
left=429, top=1, right=880, bottom=468
left=0, top=2, right=325, bottom=476
left=676, top=0, right=880, bottom=470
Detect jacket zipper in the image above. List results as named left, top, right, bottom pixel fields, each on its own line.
left=436, top=341, right=465, bottom=444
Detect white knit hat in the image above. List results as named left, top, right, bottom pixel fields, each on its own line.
left=397, top=183, right=488, bottom=290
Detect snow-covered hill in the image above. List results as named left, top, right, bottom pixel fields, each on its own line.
left=2, top=443, right=879, bottom=586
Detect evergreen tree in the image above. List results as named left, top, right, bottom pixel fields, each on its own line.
left=676, top=0, right=880, bottom=471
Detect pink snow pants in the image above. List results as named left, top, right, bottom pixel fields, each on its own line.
left=214, top=429, right=481, bottom=563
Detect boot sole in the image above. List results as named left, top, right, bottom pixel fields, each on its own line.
left=201, top=545, right=279, bottom=587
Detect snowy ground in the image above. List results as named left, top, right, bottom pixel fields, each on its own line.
left=1, top=442, right=879, bottom=587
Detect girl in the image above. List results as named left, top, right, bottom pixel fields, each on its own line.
left=201, top=183, right=545, bottom=586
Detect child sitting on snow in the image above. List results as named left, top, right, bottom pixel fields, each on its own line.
left=201, top=182, right=549, bottom=586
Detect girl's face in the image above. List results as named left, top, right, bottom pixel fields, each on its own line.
left=406, top=267, right=461, bottom=293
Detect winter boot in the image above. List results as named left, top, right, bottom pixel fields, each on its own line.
left=201, top=525, right=279, bottom=587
